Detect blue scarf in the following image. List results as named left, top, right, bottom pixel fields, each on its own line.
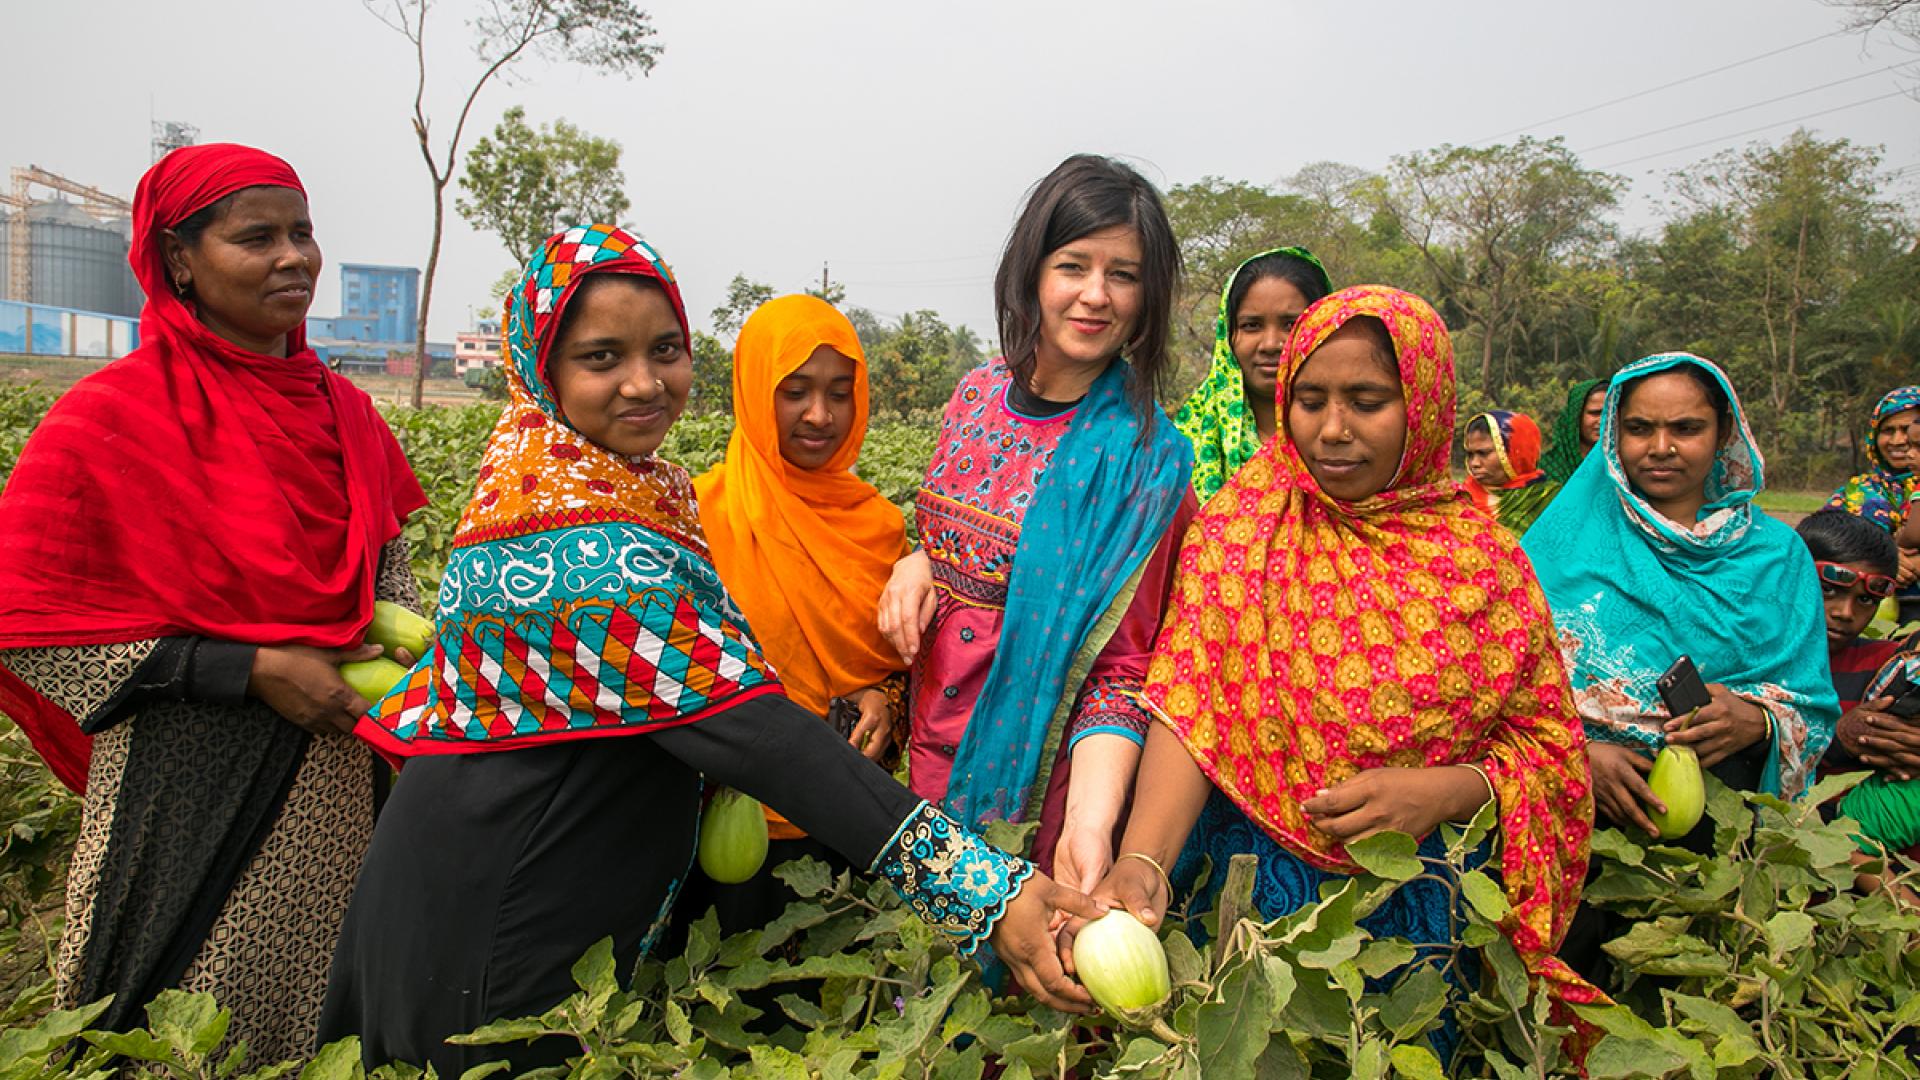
left=941, top=361, right=1191, bottom=828
left=1522, top=354, right=1836, bottom=799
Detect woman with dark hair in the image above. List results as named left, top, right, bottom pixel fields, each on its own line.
left=876, top=155, right=1197, bottom=898
left=1524, top=355, right=1836, bottom=848
left=323, top=226, right=1100, bottom=1073
left=1827, top=386, right=1920, bottom=622
left=0, top=145, right=426, bottom=1059
left=1538, top=378, right=1608, bottom=485
left=1796, top=510, right=1920, bottom=861
left=1079, top=286, right=1600, bottom=1061
left=1174, top=247, right=1333, bottom=501
left=1462, top=409, right=1555, bottom=534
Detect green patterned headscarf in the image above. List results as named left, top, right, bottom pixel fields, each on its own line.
left=1539, top=378, right=1605, bottom=484
left=1174, top=247, right=1333, bottom=502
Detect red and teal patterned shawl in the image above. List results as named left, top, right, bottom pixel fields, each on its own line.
left=356, top=225, right=779, bottom=759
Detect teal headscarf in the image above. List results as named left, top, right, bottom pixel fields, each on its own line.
left=1523, top=354, right=1837, bottom=799
left=1173, top=247, right=1332, bottom=503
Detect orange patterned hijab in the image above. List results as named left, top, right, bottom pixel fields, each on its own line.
left=1144, top=284, right=1598, bottom=1006
left=694, top=296, right=908, bottom=716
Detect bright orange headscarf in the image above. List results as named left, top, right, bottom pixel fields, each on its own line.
left=694, top=296, right=908, bottom=719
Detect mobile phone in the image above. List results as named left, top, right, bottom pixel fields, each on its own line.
left=1882, top=673, right=1920, bottom=720
left=827, top=696, right=861, bottom=739
left=1657, top=655, right=1713, bottom=718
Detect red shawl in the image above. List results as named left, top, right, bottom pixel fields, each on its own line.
left=0, top=144, right=425, bottom=791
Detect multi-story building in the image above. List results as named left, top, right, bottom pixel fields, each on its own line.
left=339, top=264, right=419, bottom=344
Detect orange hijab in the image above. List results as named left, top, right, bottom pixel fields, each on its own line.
left=694, top=296, right=908, bottom=717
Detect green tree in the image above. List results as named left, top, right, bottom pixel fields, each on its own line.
left=1665, top=131, right=1905, bottom=416
left=1374, top=137, right=1623, bottom=394
left=709, top=274, right=775, bottom=337
left=364, top=0, right=662, bottom=407
left=456, top=106, right=631, bottom=265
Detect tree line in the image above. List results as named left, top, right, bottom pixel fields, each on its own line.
left=454, top=111, right=1917, bottom=489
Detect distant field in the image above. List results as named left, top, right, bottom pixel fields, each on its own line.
left=1755, top=489, right=1830, bottom=516
left=0, top=353, right=482, bottom=407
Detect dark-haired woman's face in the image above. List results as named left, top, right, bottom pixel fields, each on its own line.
left=1462, top=427, right=1511, bottom=486
left=1876, top=406, right=1917, bottom=472
left=548, top=278, right=690, bottom=458
left=1231, top=276, right=1309, bottom=410
left=1033, top=224, right=1142, bottom=378
left=1286, top=322, right=1407, bottom=502
left=1617, top=371, right=1725, bottom=522
left=162, top=186, right=320, bottom=356
left=1579, top=386, right=1607, bottom=452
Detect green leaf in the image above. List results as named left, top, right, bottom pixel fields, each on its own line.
left=877, top=957, right=969, bottom=1058
left=455, top=1065, right=510, bottom=1080
left=1378, top=962, right=1450, bottom=1042
left=664, top=1000, right=693, bottom=1045
left=1164, top=929, right=1205, bottom=986
left=1260, top=955, right=1297, bottom=1016
left=1388, top=1043, right=1446, bottom=1080
left=1351, top=1036, right=1387, bottom=1080
left=746, top=1044, right=812, bottom=1080
left=685, top=909, right=720, bottom=971
left=1589, top=828, right=1647, bottom=868
left=147, top=988, right=228, bottom=1058
left=1803, top=769, right=1870, bottom=810
left=1459, top=869, right=1511, bottom=923
left=1765, top=911, right=1817, bottom=956
left=1585, top=1033, right=1690, bottom=1079
left=571, top=937, right=618, bottom=997
left=1355, top=938, right=1417, bottom=980
left=1195, top=956, right=1274, bottom=1076
left=446, top=1015, right=562, bottom=1045
left=771, top=856, right=835, bottom=899
left=300, top=1039, right=366, bottom=1080
left=1253, top=1036, right=1313, bottom=1080
left=84, top=1029, right=174, bottom=1062
left=1344, top=832, right=1422, bottom=882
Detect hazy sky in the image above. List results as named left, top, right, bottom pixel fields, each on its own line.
left=7, top=0, right=1918, bottom=341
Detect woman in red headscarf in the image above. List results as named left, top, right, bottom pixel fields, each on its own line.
left=1462, top=409, right=1556, bottom=535
left=0, top=144, right=425, bottom=1059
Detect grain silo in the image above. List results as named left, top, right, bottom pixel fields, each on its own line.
left=26, top=201, right=137, bottom=316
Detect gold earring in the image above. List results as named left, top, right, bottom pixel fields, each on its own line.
left=172, top=277, right=190, bottom=297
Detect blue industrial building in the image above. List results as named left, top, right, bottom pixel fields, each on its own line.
left=339, top=264, right=419, bottom=343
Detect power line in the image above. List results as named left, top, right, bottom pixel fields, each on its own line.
left=1595, top=87, right=1911, bottom=169
left=1574, top=62, right=1915, bottom=154
left=1470, top=27, right=1850, bottom=145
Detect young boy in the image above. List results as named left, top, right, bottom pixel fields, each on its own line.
left=1798, top=510, right=1920, bottom=867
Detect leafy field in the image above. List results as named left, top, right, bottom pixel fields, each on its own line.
left=1, top=382, right=1916, bottom=1077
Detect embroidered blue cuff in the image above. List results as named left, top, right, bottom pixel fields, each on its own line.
left=870, top=800, right=1034, bottom=957
left=1067, top=723, right=1148, bottom=750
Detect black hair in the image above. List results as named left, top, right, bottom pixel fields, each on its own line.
left=1465, top=413, right=1494, bottom=440
left=1618, top=361, right=1733, bottom=435
left=993, top=154, right=1179, bottom=422
left=166, top=192, right=240, bottom=248
left=550, top=272, right=666, bottom=349
left=1226, top=250, right=1332, bottom=326
left=1798, top=508, right=1899, bottom=577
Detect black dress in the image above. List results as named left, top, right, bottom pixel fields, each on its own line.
left=319, top=695, right=984, bottom=1074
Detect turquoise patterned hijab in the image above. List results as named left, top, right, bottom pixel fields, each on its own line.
left=1523, top=354, right=1837, bottom=799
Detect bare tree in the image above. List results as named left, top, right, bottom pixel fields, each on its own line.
left=365, top=0, right=661, bottom=406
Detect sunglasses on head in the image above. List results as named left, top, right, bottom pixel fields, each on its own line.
left=1815, top=561, right=1897, bottom=599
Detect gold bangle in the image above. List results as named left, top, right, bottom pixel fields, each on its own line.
left=1457, top=762, right=1496, bottom=820
left=1116, top=851, right=1174, bottom=901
